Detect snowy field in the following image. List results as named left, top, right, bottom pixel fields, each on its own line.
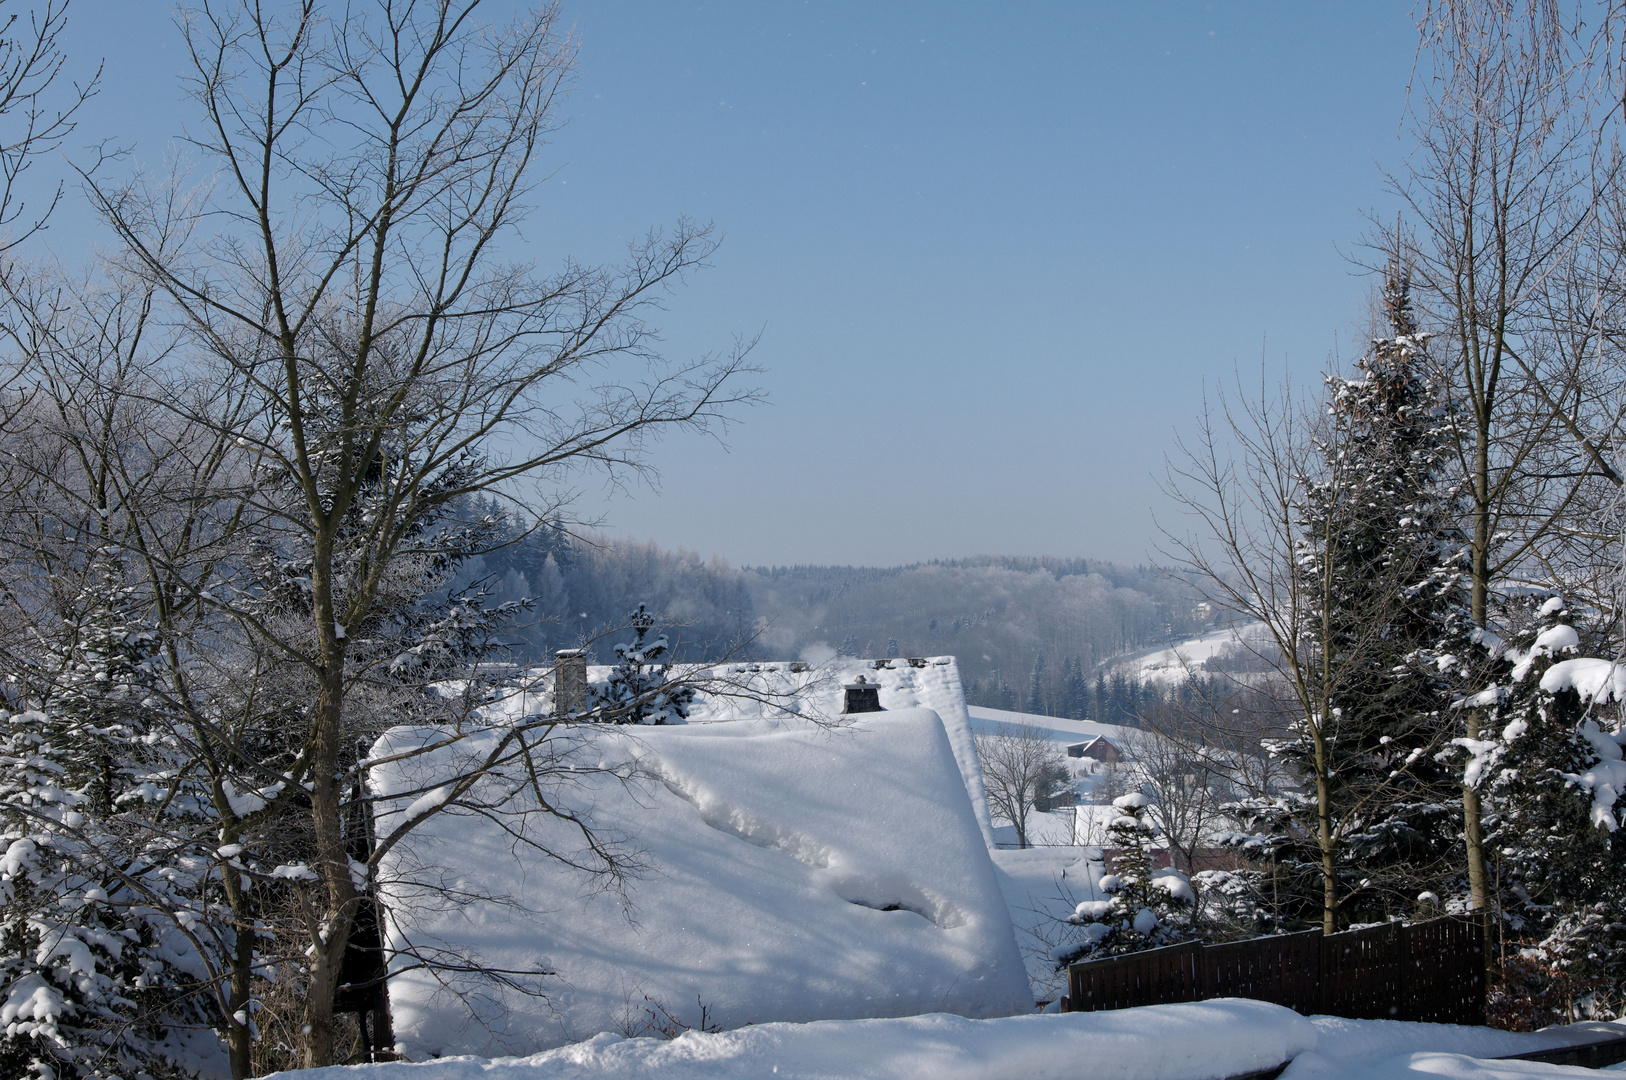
left=370, top=706, right=1030, bottom=1057
left=269, top=1001, right=1626, bottom=1080
left=1115, top=623, right=1271, bottom=688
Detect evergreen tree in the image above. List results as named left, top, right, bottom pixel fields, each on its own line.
left=0, top=558, right=221, bottom=1078
left=1233, top=266, right=1470, bottom=928
left=1059, top=794, right=1195, bottom=961
left=1061, top=655, right=1090, bottom=721
left=591, top=605, right=695, bottom=725
left=1472, top=597, right=1626, bottom=999
left=1027, top=651, right=1048, bottom=714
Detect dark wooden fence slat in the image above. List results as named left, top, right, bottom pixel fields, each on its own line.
left=1066, top=915, right=1483, bottom=1025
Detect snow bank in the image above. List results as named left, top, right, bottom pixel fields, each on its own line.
left=272, top=999, right=1317, bottom=1080
left=1281, top=1016, right=1626, bottom=1079
left=371, top=707, right=1030, bottom=1057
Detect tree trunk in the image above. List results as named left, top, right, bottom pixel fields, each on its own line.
left=1465, top=411, right=1493, bottom=963
left=303, top=550, right=360, bottom=1069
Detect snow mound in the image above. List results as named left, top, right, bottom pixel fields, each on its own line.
left=1281, top=1015, right=1626, bottom=1078
left=272, top=999, right=1317, bottom=1080
left=371, top=707, right=1030, bottom=1057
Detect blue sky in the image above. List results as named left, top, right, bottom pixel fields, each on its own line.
left=56, top=1, right=1418, bottom=567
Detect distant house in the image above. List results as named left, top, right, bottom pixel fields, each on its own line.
left=1067, top=735, right=1122, bottom=763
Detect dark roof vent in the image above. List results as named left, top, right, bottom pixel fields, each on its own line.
left=842, top=675, right=884, bottom=714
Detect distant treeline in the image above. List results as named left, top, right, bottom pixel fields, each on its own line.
left=468, top=515, right=1227, bottom=711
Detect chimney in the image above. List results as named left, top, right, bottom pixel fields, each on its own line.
left=553, top=649, right=588, bottom=718
left=842, top=675, right=884, bottom=715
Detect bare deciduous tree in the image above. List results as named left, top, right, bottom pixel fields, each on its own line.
left=976, top=723, right=1066, bottom=849
left=1387, top=0, right=1626, bottom=934
left=61, top=0, right=760, bottom=1068
left=1119, top=724, right=1231, bottom=878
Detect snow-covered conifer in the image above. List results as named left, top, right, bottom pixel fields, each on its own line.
left=1468, top=598, right=1626, bottom=994
left=1, top=566, right=223, bottom=1080
left=591, top=605, right=694, bottom=725
left=1244, top=265, right=1471, bottom=928
left=1058, top=793, right=1195, bottom=963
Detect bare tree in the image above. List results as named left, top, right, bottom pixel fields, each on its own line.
left=0, top=0, right=98, bottom=252
left=59, top=1, right=760, bottom=1068
left=1119, top=724, right=1231, bottom=878
left=1386, top=0, right=1626, bottom=933
left=976, top=723, right=1066, bottom=849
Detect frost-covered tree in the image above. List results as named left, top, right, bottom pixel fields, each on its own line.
left=591, top=604, right=694, bottom=725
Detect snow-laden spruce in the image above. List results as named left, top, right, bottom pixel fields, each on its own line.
left=1454, top=596, right=1626, bottom=987
left=1055, top=792, right=1195, bottom=964
left=0, top=559, right=227, bottom=1078
left=1225, top=265, right=1471, bottom=932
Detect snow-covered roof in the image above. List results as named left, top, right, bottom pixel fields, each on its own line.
left=966, top=705, right=1137, bottom=752
left=370, top=700, right=1031, bottom=1057
left=496, top=656, right=996, bottom=846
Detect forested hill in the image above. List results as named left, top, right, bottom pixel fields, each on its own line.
left=467, top=523, right=1219, bottom=711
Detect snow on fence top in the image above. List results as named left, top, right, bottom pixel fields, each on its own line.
left=370, top=706, right=1032, bottom=1058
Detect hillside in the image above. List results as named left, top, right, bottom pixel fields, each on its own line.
left=466, top=520, right=1228, bottom=710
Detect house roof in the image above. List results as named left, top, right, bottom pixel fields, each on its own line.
left=370, top=703, right=1031, bottom=1056
left=514, top=656, right=996, bottom=846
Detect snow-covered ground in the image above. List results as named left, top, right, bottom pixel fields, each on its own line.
left=987, top=846, right=1101, bottom=1002
left=269, top=1002, right=1626, bottom=1080
left=370, top=707, right=1031, bottom=1057
left=1116, top=623, right=1271, bottom=688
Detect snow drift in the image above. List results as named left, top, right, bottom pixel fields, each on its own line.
left=273, top=998, right=1318, bottom=1080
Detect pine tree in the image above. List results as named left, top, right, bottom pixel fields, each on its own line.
left=1059, top=794, right=1195, bottom=961
left=591, top=605, right=694, bottom=725
left=1235, top=266, right=1470, bottom=929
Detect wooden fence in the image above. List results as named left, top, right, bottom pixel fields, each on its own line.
left=1067, top=915, right=1483, bottom=1024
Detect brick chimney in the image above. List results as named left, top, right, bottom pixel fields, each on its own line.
left=553, top=649, right=588, bottom=718
left=842, top=675, right=884, bottom=714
